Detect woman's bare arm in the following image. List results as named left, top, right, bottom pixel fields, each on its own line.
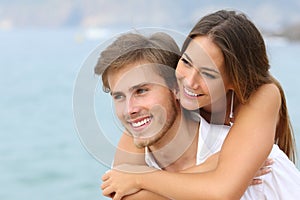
left=103, top=84, right=281, bottom=200
left=113, top=133, right=146, bottom=167
left=139, top=84, right=280, bottom=199
left=121, top=190, right=171, bottom=200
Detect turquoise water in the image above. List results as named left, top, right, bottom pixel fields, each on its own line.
left=0, top=29, right=108, bottom=200
left=0, top=29, right=299, bottom=200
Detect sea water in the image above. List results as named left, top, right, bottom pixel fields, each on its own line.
left=0, top=28, right=299, bottom=200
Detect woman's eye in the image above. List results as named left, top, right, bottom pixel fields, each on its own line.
left=201, top=72, right=216, bottom=79
left=180, top=58, right=191, bottom=66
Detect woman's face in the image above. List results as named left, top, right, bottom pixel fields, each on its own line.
left=176, top=36, right=233, bottom=112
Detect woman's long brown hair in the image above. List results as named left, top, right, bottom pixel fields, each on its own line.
left=182, top=10, right=296, bottom=163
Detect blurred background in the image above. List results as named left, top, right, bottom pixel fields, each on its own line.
left=1, top=0, right=300, bottom=200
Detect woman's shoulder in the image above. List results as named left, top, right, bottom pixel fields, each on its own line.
left=259, top=82, right=280, bottom=91
left=248, top=83, right=281, bottom=107
left=236, top=83, right=281, bottom=123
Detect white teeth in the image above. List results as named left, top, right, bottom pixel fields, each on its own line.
left=184, top=87, right=200, bottom=97
left=132, top=118, right=151, bottom=128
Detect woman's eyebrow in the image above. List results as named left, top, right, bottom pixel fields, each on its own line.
left=200, top=66, right=220, bottom=74
left=183, top=53, right=193, bottom=64
left=183, top=53, right=220, bottom=74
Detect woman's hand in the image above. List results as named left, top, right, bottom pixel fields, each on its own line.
left=101, top=169, right=140, bottom=200
left=101, top=164, right=157, bottom=200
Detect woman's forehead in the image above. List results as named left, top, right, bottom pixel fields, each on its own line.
left=185, top=36, right=225, bottom=72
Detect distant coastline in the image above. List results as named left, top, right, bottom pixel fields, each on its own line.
left=269, top=23, right=300, bottom=42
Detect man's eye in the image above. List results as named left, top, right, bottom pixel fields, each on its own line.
left=136, top=88, right=148, bottom=94
left=113, top=94, right=124, bottom=100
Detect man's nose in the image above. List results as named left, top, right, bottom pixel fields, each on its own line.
left=124, top=96, right=140, bottom=116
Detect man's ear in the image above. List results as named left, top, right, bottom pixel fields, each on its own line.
left=172, top=87, right=180, bottom=100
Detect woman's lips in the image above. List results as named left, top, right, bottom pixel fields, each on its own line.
left=183, top=87, right=203, bottom=97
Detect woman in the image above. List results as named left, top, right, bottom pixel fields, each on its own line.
left=102, top=10, right=300, bottom=199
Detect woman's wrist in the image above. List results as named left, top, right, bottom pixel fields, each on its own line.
left=137, top=171, right=155, bottom=190
left=135, top=173, right=143, bottom=190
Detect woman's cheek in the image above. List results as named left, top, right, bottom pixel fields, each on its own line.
left=175, top=69, right=183, bottom=79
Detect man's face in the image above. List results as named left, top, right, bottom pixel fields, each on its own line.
left=107, top=61, right=179, bottom=148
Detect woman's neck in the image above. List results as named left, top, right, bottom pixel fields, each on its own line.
left=200, top=92, right=236, bottom=125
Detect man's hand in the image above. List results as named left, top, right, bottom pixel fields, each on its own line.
left=250, top=158, right=273, bottom=185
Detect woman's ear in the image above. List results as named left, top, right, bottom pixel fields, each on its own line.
left=227, top=82, right=234, bottom=91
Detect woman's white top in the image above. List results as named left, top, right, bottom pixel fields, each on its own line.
left=145, top=115, right=300, bottom=199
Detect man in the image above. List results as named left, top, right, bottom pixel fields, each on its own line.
left=95, top=32, right=269, bottom=199
left=95, top=32, right=200, bottom=172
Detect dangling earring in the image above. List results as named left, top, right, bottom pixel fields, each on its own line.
left=229, top=90, right=234, bottom=126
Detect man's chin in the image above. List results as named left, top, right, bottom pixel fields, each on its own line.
left=134, top=138, right=151, bottom=149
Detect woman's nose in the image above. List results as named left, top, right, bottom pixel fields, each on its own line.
left=186, top=68, right=200, bottom=90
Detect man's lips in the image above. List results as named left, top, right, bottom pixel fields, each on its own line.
left=129, top=117, right=152, bottom=128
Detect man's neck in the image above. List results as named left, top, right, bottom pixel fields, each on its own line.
left=148, top=109, right=200, bottom=171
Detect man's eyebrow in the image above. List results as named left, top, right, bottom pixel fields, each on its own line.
left=110, top=83, right=150, bottom=95
left=129, top=83, right=150, bottom=92
left=183, top=53, right=220, bottom=74
left=110, top=91, right=122, bottom=96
